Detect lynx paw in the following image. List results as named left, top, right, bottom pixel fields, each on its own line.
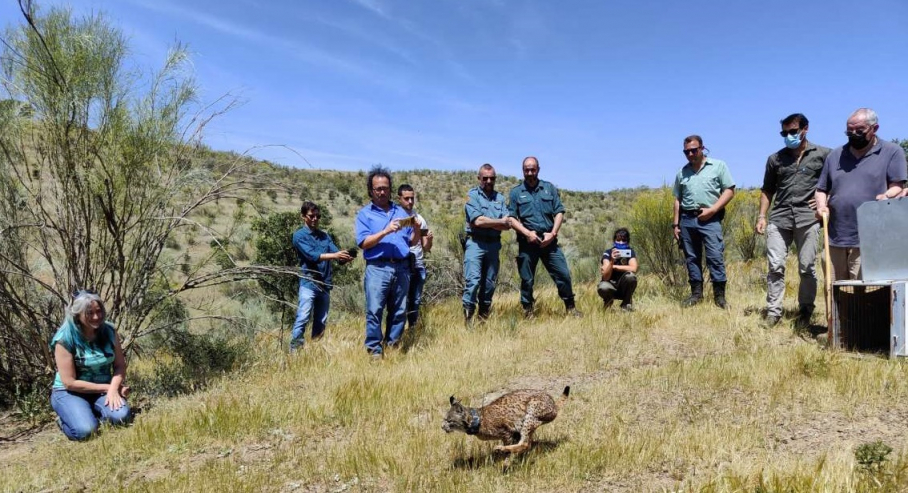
left=493, top=445, right=510, bottom=454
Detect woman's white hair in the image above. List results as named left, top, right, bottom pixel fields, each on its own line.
left=67, top=291, right=105, bottom=320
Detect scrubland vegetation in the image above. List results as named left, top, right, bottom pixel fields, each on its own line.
left=4, top=4, right=908, bottom=492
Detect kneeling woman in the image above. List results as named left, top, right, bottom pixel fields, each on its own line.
left=50, top=291, right=131, bottom=440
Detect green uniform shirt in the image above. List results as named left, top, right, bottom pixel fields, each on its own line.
left=507, top=179, right=565, bottom=234
left=672, top=157, right=735, bottom=210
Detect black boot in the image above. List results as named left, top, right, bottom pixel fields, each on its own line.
left=682, top=281, right=703, bottom=308
left=477, top=304, right=491, bottom=321
left=464, top=306, right=475, bottom=328
left=565, top=300, right=583, bottom=318
left=713, top=281, right=727, bottom=309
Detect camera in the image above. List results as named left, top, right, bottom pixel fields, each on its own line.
left=616, top=249, right=633, bottom=258
left=346, top=247, right=359, bottom=258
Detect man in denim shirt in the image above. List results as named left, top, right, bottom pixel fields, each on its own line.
left=289, top=201, right=353, bottom=352
left=508, top=157, right=581, bottom=318
left=672, top=135, right=736, bottom=309
left=757, top=113, right=831, bottom=328
left=355, top=166, right=421, bottom=359
left=462, top=164, right=510, bottom=325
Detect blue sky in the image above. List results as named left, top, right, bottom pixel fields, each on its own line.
left=3, top=0, right=907, bottom=192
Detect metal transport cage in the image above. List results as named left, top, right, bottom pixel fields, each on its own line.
left=829, top=198, right=908, bottom=357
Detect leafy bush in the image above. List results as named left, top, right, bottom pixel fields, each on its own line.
left=724, top=188, right=763, bottom=262
left=134, top=327, right=250, bottom=398
left=628, top=187, right=686, bottom=288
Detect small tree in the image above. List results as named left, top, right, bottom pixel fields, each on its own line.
left=0, top=2, right=269, bottom=403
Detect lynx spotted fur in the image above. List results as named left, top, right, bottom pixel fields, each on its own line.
left=442, top=386, right=569, bottom=454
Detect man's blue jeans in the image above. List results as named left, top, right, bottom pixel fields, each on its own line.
left=679, top=213, right=727, bottom=283
left=290, top=281, right=330, bottom=350
left=407, top=268, right=427, bottom=328
left=462, top=238, right=501, bottom=311
left=51, top=389, right=131, bottom=441
left=364, top=261, right=410, bottom=354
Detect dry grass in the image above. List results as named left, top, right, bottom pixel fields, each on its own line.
left=4, top=260, right=908, bottom=492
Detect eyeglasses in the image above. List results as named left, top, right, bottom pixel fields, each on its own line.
left=682, top=148, right=701, bottom=156
left=779, top=128, right=801, bottom=137
left=372, top=186, right=391, bottom=193
left=845, top=128, right=870, bottom=137
left=480, top=177, right=496, bottom=182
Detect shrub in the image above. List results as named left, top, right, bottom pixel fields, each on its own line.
left=628, top=187, right=686, bottom=288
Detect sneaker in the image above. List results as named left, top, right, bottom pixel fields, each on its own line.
left=620, top=303, right=635, bottom=312
left=567, top=307, right=583, bottom=318
left=370, top=351, right=383, bottom=362
left=761, top=315, right=781, bottom=328
left=289, top=344, right=304, bottom=355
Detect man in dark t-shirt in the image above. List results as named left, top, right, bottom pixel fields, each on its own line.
left=598, top=228, right=638, bottom=311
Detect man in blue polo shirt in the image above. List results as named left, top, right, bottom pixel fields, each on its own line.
left=508, top=156, right=581, bottom=318
left=462, top=163, right=511, bottom=325
left=815, top=108, right=907, bottom=281
left=672, top=135, right=736, bottom=309
left=289, top=201, right=354, bottom=353
left=355, top=166, right=421, bottom=359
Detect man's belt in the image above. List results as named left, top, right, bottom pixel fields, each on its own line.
left=367, top=257, right=407, bottom=264
left=466, top=232, right=500, bottom=242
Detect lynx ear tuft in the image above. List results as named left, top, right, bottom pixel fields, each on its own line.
left=449, top=395, right=456, bottom=405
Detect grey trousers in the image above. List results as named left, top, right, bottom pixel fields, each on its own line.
left=765, top=222, right=819, bottom=318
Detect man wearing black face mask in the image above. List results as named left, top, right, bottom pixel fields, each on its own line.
left=757, top=114, right=831, bottom=329
left=815, top=108, right=907, bottom=282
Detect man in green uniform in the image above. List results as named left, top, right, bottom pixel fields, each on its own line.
left=672, top=135, right=736, bottom=308
left=508, top=156, right=582, bottom=318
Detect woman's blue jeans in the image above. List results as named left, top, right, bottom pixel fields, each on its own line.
left=51, top=389, right=131, bottom=441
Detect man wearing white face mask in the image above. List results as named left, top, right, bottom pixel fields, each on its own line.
left=756, top=113, right=831, bottom=329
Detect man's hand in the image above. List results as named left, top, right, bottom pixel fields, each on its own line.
left=673, top=225, right=680, bottom=241
left=384, top=220, right=402, bottom=235
left=808, top=198, right=817, bottom=210
left=525, top=230, right=541, bottom=245
left=540, top=232, right=555, bottom=247
left=697, top=207, right=716, bottom=221
left=815, top=205, right=829, bottom=220
left=756, top=217, right=766, bottom=235
left=335, top=251, right=354, bottom=264
left=611, top=249, right=621, bottom=261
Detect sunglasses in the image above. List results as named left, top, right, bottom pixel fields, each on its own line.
left=682, top=148, right=701, bottom=156
left=845, top=129, right=870, bottom=137
left=480, top=177, right=496, bottom=182
left=779, top=128, right=802, bottom=137
left=306, top=214, right=321, bottom=219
